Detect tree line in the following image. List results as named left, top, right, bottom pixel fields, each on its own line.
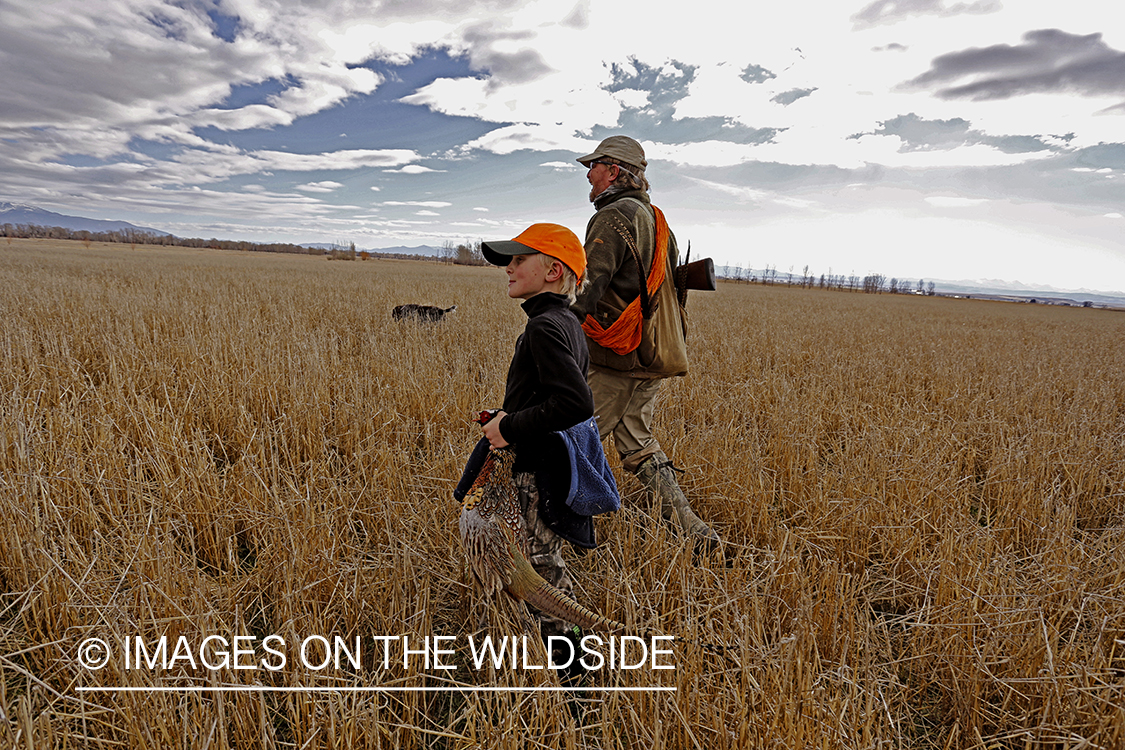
left=1, top=222, right=317, bottom=254
left=726, top=263, right=937, bottom=295
left=2, top=222, right=490, bottom=266
left=3, top=222, right=937, bottom=295
left=440, top=240, right=487, bottom=266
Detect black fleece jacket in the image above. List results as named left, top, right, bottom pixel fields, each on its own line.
left=498, top=292, right=593, bottom=451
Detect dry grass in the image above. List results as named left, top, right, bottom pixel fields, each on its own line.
left=2, top=237, right=1123, bottom=749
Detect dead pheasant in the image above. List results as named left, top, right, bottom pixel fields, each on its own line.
left=458, top=414, right=624, bottom=634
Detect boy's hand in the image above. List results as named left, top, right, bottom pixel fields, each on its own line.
left=481, top=410, right=509, bottom=449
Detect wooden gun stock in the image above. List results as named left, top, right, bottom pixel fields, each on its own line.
left=675, top=257, right=717, bottom=306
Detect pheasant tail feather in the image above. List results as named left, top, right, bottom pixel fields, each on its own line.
left=506, top=541, right=625, bottom=634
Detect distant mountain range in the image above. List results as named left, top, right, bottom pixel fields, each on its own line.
left=0, top=201, right=170, bottom=236
left=924, top=278, right=1125, bottom=307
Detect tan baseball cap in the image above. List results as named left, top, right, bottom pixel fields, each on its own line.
left=576, top=135, right=647, bottom=170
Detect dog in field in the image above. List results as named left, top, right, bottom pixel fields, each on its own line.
left=392, top=304, right=457, bottom=322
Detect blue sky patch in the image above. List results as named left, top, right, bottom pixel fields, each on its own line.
left=599, top=58, right=777, bottom=145
left=742, top=64, right=777, bottom=84
left=196, top=49, right=498, bottom=156
left=219, top=77, right=297, bottom=109
left=127, top=138, right=187, bottom=163
left=206, top=6, right=240, bottom=43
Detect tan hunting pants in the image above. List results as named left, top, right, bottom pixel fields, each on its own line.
left=588, top=366, right=664, bottom=473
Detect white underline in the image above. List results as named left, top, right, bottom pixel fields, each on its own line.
left=77, top=686, right=676, bottom=693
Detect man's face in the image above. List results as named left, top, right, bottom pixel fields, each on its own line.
left=586, top=160, right=617, bottom=201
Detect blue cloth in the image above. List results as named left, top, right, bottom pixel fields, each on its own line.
left=452, top=420, right=619, bottom=517
left=556, top=417, right=619, bottom=516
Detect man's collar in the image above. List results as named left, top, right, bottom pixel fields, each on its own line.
left=592, top=186, right=649, bottom=211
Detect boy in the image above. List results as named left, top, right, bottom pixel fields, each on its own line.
left=478, top=223, right=596, bottom=657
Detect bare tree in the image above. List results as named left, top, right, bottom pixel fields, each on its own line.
left=440, top=241, right=457, bottom=264
left=863, top=274, right=886, bottom=294
left=453, top=239, right=485, bottom=266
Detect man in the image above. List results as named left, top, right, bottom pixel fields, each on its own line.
left=571, top=135, right=720, bottom=546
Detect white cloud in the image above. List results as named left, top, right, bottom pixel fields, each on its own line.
left=926, top=196, right=991, bottom=207
left=681, top=177, right=771, bottom=204
left=191, top=105, right=295, bottom=132
left=260, top=149, right=416, bottom=172
left=382, top=200, right=453, bottom=207
left=316, top=21, right=454, bottom=67
left=154, top=148, right=418, bottom=184
left=296, top=181, right=345, bottom=193
left=612, top=89, right=650, bottom=109
left=0, top=0, right=405, bottom=166
left=462, top=125, right=596, bottom=157
left=268, top=66, right=382, bottom=119
left=383, top=165, right=445, bottom=174
left=451, top=218, right=509, bottom=228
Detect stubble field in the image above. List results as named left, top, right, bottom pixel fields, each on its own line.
left=1, top=237, right=1123, bottom=749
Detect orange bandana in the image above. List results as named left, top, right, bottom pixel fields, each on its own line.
left=581, top=205, right=669, bottom=355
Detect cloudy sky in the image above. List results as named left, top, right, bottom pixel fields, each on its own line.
left=2, top=0, right=1124, bottom=292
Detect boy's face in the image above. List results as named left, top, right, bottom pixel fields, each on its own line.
left=505, top=253, right=558, bottom=300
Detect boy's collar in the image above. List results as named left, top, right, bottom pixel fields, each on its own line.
left=520, top=291, right=568, bottom=315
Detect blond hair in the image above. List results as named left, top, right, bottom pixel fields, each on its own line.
left=539, top=254, right=585, bottom=304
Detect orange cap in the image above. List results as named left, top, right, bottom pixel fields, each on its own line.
left=481, top=223, right=586, bottom=281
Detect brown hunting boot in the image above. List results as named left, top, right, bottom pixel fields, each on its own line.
left=635, top=452, right=721, bottom=547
